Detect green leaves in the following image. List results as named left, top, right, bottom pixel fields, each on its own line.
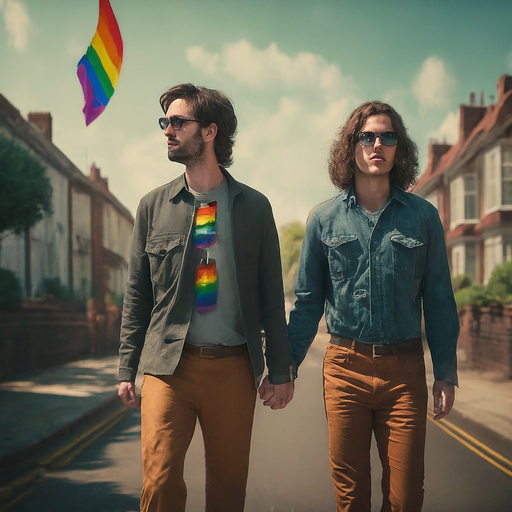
left=0, top=134, right=53, bottom=235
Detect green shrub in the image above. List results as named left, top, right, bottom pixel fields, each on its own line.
left=35, top=277, right=71, bottom=302
left=452, top=273, right=472, bottom=292
left=0, top=268, right=22, bottom=309
left=454, top=285, right=494, bottom=308
left=486, top=260, right=512, bottom=300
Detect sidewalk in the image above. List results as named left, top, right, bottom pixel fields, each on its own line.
left=0, top=342, right=511, bottom=481
left=0, top=356, right=120, bottom=468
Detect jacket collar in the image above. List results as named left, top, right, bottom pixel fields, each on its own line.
left=168, top=165, right=242, bottom=201
left=341, top=183, right=408, bottom=211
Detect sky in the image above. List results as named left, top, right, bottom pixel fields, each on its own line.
left=1, top=0, right=512, bottom=227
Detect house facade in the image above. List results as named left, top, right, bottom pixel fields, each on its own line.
left=0, top=94, right=133, bottom=376
left=0, top=94, right=133, bottom=305
left=413, top=74, right=512, bottom=285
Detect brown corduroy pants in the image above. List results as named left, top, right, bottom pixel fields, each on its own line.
left=140, top=348, right=257, bottom=512
left=323, top=342, right=428, bottom=512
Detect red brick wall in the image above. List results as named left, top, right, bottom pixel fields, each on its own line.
left=458, top=306, right=512, bottom=378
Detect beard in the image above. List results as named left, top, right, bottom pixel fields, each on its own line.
left=167, top=127, right=206, bottom=165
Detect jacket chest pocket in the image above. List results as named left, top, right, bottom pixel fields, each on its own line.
left=322, top=234, right=360, bottom=281
left=390, top=232, right=425, bottom=283
left=145, top=235, right=185, bottom=288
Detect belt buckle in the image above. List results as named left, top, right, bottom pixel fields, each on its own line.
left=199, top=346, right=214, bottom=358
left=372, top=344, right=384, bottom=358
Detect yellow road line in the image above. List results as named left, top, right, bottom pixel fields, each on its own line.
left=0, top=406, right=129, bottom=511
left=428, top=413, right=512, bottom=478
left=37, top=406, right=127, bottom=467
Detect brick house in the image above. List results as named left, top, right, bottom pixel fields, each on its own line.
left=413, top=74, right=512, bottom=285
left=0, top=94, right=133, bottom=378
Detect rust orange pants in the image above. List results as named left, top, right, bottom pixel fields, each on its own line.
left=140, top=349, right=256, bottom=512
left=323, top=342, right=428, bottom=512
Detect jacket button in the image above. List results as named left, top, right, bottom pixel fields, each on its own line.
left=159, top=249, right=166, bottom=255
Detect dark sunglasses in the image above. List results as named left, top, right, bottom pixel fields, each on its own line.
left=357, top=131, right=397, bottom=147
left=158, top=116, right=204, bottom=131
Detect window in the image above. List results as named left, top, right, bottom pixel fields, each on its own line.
left=451, top=242, right=477, bottom=281
left=450, top=174, right=477, bottom=227
left=484, top=148, right=500, bottom=212
left=484, top=236, right=503, bottom=284
left=502, top=148, right=512, bottom=205
left=451, top=244, right=464, bottom=277
left=464, top=175, right=476, bottom=219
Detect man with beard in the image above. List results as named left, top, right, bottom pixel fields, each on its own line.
left=118, top=84, right=294, bottom=512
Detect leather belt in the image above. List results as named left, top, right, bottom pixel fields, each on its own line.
left=183, top=342, right=248, bottom=358
left=329, top=335, right=422, bottom=358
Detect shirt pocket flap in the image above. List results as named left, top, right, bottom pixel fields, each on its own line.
left=322, top=234, right=358, bottom=248
left=145, top=236, right=184, bottom=256
left=390, top=232, right=423, bottom=249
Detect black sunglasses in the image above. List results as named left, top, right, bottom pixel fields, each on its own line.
left=358, top=131, right=397, bottom=147
left=158, top=116, right=205, bottom=131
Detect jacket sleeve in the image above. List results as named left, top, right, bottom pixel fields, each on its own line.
left=421, top=208, right=459, bottom=386
left=287, top=210, right=327, bottom=378
left=257, top=198, right=293, bottom=385
left=118, top=201, right=153, bottom=382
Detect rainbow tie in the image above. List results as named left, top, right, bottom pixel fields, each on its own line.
left=194, top=202, right=217, bottom=313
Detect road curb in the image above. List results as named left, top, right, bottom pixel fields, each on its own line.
left=0, top=394, right=128, bottom=511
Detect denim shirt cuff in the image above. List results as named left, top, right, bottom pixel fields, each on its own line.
left=269, top=366, right=295, bottom=385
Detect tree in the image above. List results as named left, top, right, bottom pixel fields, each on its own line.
left=0, top=134, right=52, bottom=235
left=280, top=221, right=306, bottom=298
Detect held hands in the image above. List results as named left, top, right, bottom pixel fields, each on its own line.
left=432, top=380, right=455, bottom=421
left=118, top=381, right=139, bottom=408
left=258, top=376, right=294, bottom=410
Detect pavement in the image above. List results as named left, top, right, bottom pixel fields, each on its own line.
left=0, top=333, right=511, bottom=505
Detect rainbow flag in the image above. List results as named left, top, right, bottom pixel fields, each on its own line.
left=194, top=202, right=217, bottom=248
left=195, top=260, right=217, bottom=314
left=77, top=0, right=123, bottom=125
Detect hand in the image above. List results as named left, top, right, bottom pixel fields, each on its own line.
left=258, top=376, right=294, bottom=410
left=432, top=380, right=455, bottom=421
left=118, top=381, right=139, bottom=408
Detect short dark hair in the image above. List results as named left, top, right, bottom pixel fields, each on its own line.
left=160, top=83, right=237, bottom=168
left=328, top=101, right=419, bottom=190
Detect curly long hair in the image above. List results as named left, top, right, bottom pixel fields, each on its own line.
left=160, top=83, right=237, bottom=168
left=328, top=101, right=419, bottom=190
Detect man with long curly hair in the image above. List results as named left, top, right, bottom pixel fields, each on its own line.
left=287, top=101, right=459, bottom=511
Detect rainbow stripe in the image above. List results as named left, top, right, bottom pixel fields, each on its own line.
left=77, top=0, right=123, bottom=125
left=195, top=261, right=217, bottom=314
left=194, top=202, right=217, bottom=248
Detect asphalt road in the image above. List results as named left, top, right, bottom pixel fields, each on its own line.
left=9, top=336, right=512, bottom=512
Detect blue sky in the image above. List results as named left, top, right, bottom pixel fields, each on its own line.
left=1, top=0, right=512, bottom=226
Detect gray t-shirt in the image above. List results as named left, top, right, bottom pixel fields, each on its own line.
left=186, top=177, right=247, bottom=347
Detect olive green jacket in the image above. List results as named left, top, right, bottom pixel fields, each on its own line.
left=118, top=168, right=292, bottom=387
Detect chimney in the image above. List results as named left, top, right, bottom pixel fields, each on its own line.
left=458, top=103, right=486, bottom=142
left=427, top=142, right=451, bottom=173
left=497, top=75, right=512, bottom=101
left=469, top=92, right=476, bottom=105
left=89, top=163, right=109, bottom=192
left=28, top=112, right=52, bottom=141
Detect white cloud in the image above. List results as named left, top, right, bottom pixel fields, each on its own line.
left=413, top=56, right=456, bottom=110
left=118, top=131, right=183, bottom=209
left=234, top=95, right=352, bottom=225
left=427, top=111, right=458, bottom=145
left=184, top=39, right=359, bottom=225
left=186, top=39, right=348, bottom=96
left=0, top=0, right=30, bottom=52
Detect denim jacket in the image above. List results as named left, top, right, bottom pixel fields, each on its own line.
left=288, top=186, right=459, bottom=385
left=119, top=168, right=292, bottom=387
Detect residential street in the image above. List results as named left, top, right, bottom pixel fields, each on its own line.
left=7, top=331, right=512, bottom=512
